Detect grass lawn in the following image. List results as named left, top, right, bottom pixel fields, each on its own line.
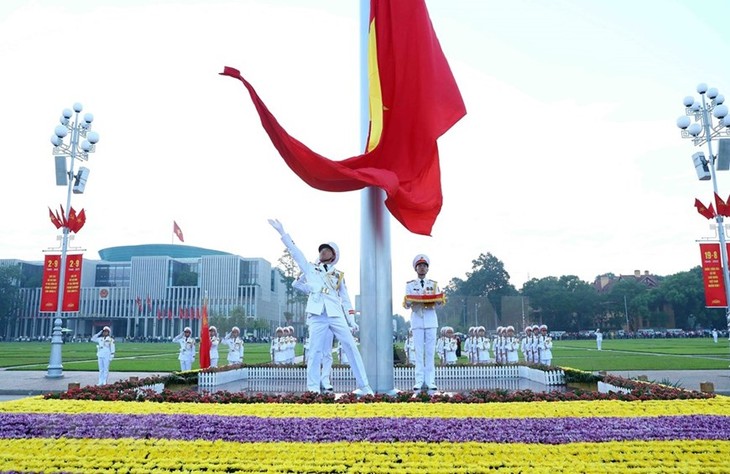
left=552, top=338, right=730, bottom=371
left=1, top=338, right=727, bottom=372
left=0, top=341, right=291, bottom=371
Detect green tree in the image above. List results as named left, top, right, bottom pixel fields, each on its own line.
left=521, top=275, right=600, bottom=331
left=0, top=264, right=21, bottom=337
left=656, top=266, right=723, bottom=330
left=444, top=252, right=517, bottom=330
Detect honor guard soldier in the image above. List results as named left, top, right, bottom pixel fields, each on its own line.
left=505, top=326, right=519, bottom=364
left=530, top=324, right=541, bottom=363
left=272, top=327, right=286, bottom=365
left=403, top=254, right=446, bottom=391
left=405, top=328, right=417, bottom=365
left=223, top=326, right=244, bottom=365
left=521, top=326, right=532, bottom=362
left=173, top=326, right=196, bottom=371
left=208, top=326, right=220, bottom=368
left=476, top=326, right=491, bottom=364
left=538, top=324, right=553, bottom=365
left=269, top=218, right=373, bottom=396
left=91, top=326, right=115, bottom=385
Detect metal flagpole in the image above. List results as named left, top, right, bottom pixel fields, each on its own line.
left=359, top=0, right=395, bottom=395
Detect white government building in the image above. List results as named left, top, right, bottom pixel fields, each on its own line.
left=2, top=244, right=290, bottom=341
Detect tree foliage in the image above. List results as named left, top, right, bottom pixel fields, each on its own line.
left=445, top=253, right=517, bottom=316
left=0, top=264, right=21, bottom=336
left=521, top=275, right=601, bottom=330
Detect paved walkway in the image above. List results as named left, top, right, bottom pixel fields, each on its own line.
left=0, top=368, right=727, bottom=401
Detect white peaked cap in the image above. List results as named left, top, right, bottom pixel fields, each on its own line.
left=413, top=254, right=430, bottom=269
left=318, top=242, right=340, bottom=265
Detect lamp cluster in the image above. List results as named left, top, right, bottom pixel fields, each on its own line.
left=51, top=103, right=100, bottom=194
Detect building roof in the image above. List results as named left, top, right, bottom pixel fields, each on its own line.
left=98, top=244, right=232, bottom=262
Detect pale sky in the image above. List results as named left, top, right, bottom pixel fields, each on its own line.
left=2, top=0, right=729, bottom=317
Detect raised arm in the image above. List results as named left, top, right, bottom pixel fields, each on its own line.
left=268, top=218, right=308, bottom=271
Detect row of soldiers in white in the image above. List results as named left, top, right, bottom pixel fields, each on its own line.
left=406, top=324, right=553, bottom=366
left=271, top=326, right=297, bottom=365
left=173, top=325, right=245, bottom=371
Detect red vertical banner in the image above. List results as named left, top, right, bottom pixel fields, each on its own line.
left=40, top=255, right=61, bottom=312
left=699, top=243, right=727, bottom=307
left=62, top=254, right=83, bottom=312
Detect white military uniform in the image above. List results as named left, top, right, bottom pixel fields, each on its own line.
left=222, top=332, right=244, bottom=364
left=91, top=328, right=115, bottom=385
left=476, top=334, right=491, bottom=363
left=539, top=332, right=553, bottom=365
left=294, top=274, right=335, bottom=390
left=505, top=336, right=519, bottom=363
left=404, top=259, right=444, bottom=390
left=272, top=332, right=286, bottom=364
left=172, top=330, right=196, bottom=371
left=279, top=233, right=370, bottom=394
left=405, top=334, right=416, bottom=365
left=595, top=329, right=603, bottom=351
left=209, top=330, right=220, bottom=368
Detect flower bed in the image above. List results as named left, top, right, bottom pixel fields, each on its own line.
left=1, top=368, right=728, bottom=472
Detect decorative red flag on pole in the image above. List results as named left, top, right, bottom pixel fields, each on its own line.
left=48, top=207, right=63, bottom=229
left=173, top=221, right=185, bottom=242
left=715, top=193, right=730, bottom=217
left=75, top=209, right=87, bottom=233
left=220, top=0, right=465, bottom=235
left=695, top=198, right=716, bottom=220
left=199, top=297, right=211, bottom=369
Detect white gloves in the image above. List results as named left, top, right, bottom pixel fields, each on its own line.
left=346, top=313, right=359, bottom=334
left=268, top=218, right=285, bottom=236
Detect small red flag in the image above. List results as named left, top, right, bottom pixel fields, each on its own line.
left=136, top=296, right=142, bottom=312
left=48, top=207, right=63, bottom=229
left=173, top=221, right=185, bottom=242
left=199, top=299, right=211, bottom=369
left=716, top=193, right=730, bottom=217
left=67, top=207, right=78, bottom=233
left=695, top=198, right=716, bottom=220
left=75, top=209, right=86, bottom=233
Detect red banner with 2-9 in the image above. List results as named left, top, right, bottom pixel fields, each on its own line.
left=39, top=254, right=83, bottom=313
left=699, top=243, right=728, bottom=307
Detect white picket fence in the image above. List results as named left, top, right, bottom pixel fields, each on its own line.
left=597, top=381, right=632, bottom=394
left=135, top=382, right=165, bottom=394
left=197, top=365, right=565, bottom=389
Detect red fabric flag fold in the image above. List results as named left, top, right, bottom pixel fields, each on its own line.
left=48, top=207, right=63, bottom=229
left=75, top=209, right=86, bottom=233
left=715, top=193, right=730, bottom=217
left=220, top=0, right=465, bottom=235
left=695, top=198, right=716, bottom=220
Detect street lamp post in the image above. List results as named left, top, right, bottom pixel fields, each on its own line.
left=46, top=103, right=100, bottom=378
left=677, top=83, right=730, bottom=337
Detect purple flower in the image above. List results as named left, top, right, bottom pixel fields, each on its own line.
left=1, top=413, right=728, bottom=444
